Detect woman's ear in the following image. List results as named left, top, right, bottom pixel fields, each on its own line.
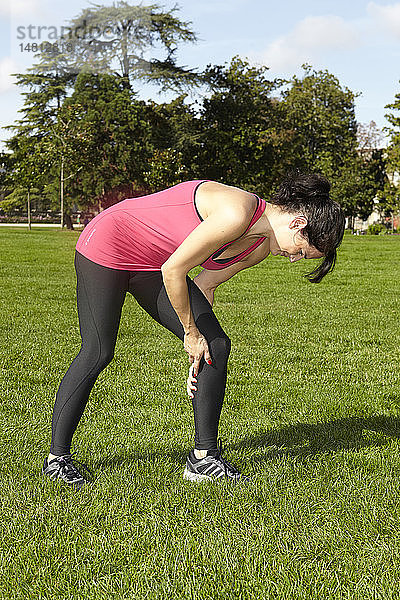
left=289, top=215, right=308, bottom=231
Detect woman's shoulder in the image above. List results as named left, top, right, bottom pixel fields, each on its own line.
left=195, top=181, right=257, bottom=221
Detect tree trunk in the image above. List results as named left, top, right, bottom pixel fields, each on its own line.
left=121, top=26, right=129, bottom=78
left=27, top=189, right=31, bottom=231
left=60, top=155, right=64, bottom=228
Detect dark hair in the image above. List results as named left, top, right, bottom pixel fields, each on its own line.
left=270, top=170, right=345, bottom=283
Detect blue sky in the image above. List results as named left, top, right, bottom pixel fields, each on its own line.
left=1, top=0, right=400, bottom=151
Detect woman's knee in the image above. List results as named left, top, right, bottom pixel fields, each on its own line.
left=209, top=335, right=231, bottom=361
left=79, top=343, right=115, bottom=372
left=98, top=349, right=115, bottom=370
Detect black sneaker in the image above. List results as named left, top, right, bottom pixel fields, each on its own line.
left=183, top=440, right=249, bottom=483
left=42, top=452, right=93, bottom=490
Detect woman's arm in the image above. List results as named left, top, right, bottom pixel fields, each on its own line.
left=161, top=194, right=256, bottom=375
left=186, top=239, right=270, bottom=391
left=192, top=238, right=270, bottom=301
left=161, top=197, right=255, bottom=332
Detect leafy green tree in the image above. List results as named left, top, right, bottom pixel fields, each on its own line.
left=278, top=64, right=389, bottom=225
left=193, top=55, right=287, bottom=195
left=9, top=71, right=73, bottom=114
left=2, top=122, right=50, bottom=227
left=0, top=152, right=13, bottom=205
left=142, top=148, right=189, bottom=189
left=281, top=64, right=359, bottom=174
left=41, top=102, right=95, bottom=227
left=142, top=94, right=200, bottom=187
left=1, top=181, right=42, bottom=226
left=33, top=1, right=203, bottom=93
left=384, top=89, right=400, bottom=218
left=62, top=72, right=153, bottom=208
left=2, top=71, right=72, bottom=222
left=328, top=153, right=381, bottom=228
left=4, top=2, right=206, bottom=220
left=4, top=72, right=97, bottom=227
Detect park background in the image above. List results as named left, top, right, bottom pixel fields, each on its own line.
left=0, top=0, right=399, bottom=229
left=0, top=1, right=400, bottom=599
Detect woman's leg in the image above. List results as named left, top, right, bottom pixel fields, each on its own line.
left=127, top=271, right=231, bottom=451
left=49, top=252, right=129, bottom=455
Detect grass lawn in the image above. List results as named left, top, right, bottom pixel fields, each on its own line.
left=1, top=227, right=400, bottom=600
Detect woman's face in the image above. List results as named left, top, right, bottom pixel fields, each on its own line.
left=268, top=213, right=324, bottom=263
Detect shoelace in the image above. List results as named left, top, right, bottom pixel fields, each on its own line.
left=215, top=439, right=240, bottom=479
left=53, top=451, right=93, bottom=482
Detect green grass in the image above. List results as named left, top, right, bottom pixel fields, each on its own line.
left=1, top=227, right=400, bottom=600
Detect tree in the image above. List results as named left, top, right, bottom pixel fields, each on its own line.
left=142, top=94, right=200, bottom=188
left=281, top=64, right=359, bottom=174
left=193, top=55, right=287, bottom=195
left=3, top=71, right=72, bottom=223
left=0, top=146, right=42, bottom=227
left=61, top=72, right=153, bottom=209
left=3, top=118, right=50, bottom=228
left=41, top=102, right=95, bottom=228
left=337, top=121, right=389, bottom=227
left=384, top=88, right=400, bottom=220
left=33, top=1, right=203, bottom=93
left=4, top=2, right=206, bottom=221
left=329, top=153, right=381, bottom=229
left=0, top=152, right=14, bottom=205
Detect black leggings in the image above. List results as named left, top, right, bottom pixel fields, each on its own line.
left=50, top=250, right=231, bottom=455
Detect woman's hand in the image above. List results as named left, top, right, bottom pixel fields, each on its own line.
left=187, top=364, right=197, bottom=399
left=183, top=329, right=212, bottom=376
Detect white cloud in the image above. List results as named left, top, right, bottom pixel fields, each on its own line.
left=253, top=15, right=361, bottom=72
left=367, top=2, right=400, bottom=38
left=0, top=57, right=20, bottom=93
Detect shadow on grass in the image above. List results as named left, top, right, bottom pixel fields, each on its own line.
left=233, top=414, right=400, bottom=463
left=92, top=447, right=188, bottom=470
left=92, top=415, right=400, bottom=471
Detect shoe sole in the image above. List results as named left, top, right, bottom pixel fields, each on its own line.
left=183, top=467, right=215, bottom=482
left=183, top=467, right=250, bottom=484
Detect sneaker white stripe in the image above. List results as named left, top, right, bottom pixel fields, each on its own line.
left=203, top=465, right=219, bottom=476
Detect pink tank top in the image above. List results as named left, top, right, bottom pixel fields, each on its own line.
left=75, top=180, right=267, bottom=271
